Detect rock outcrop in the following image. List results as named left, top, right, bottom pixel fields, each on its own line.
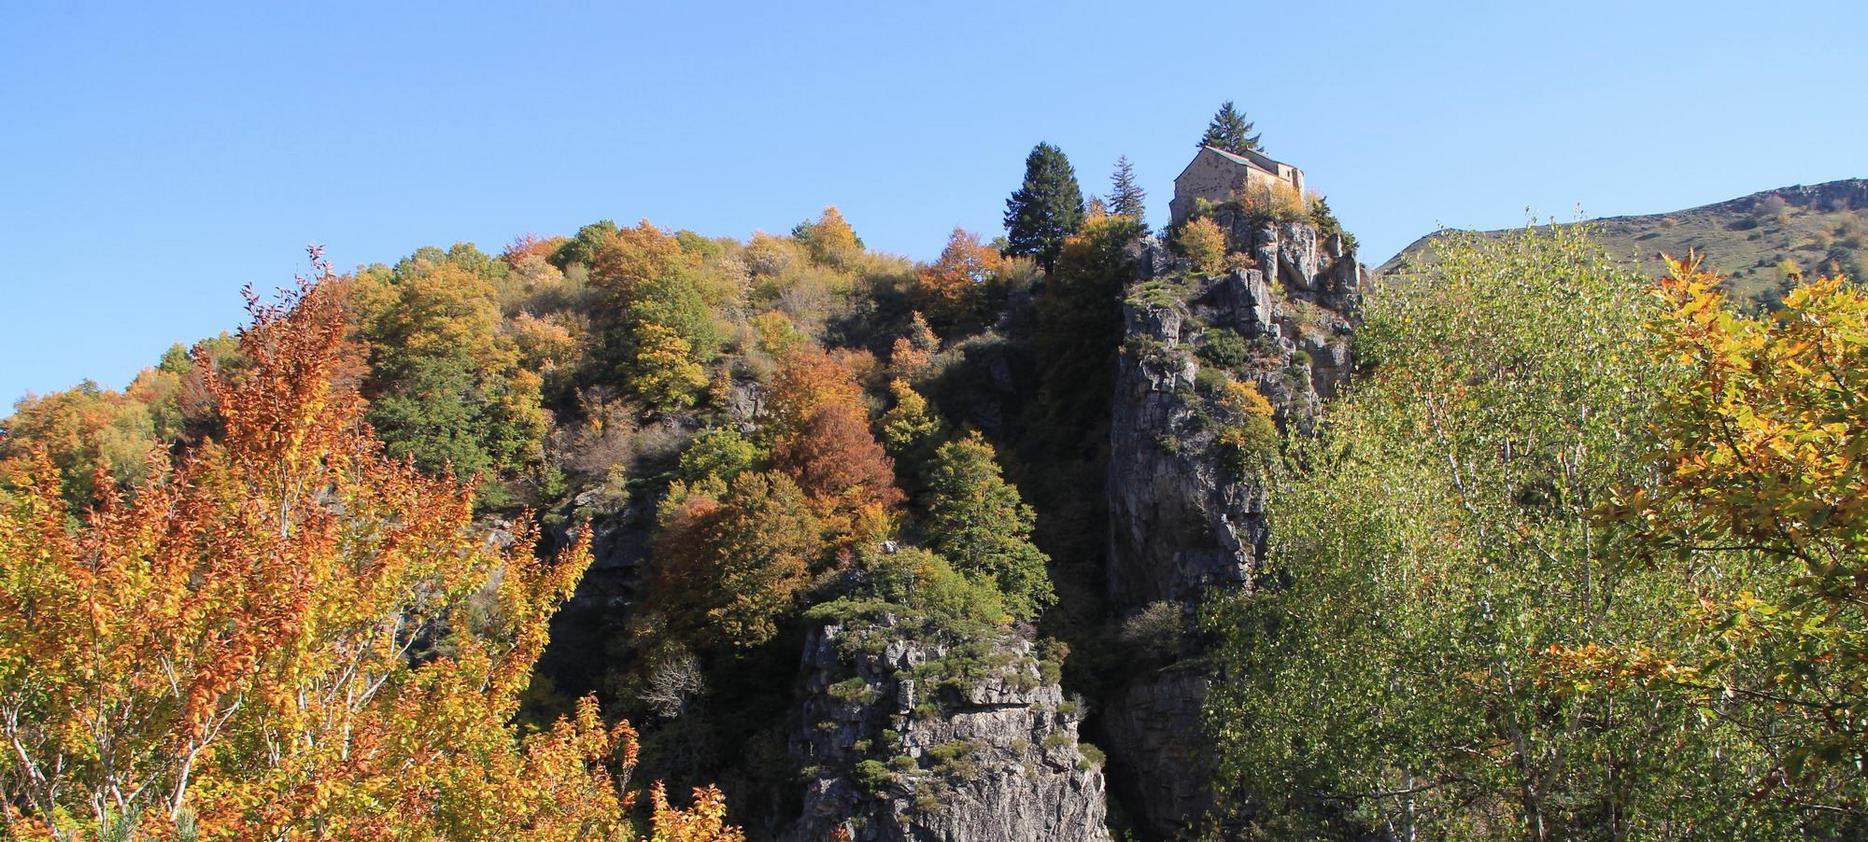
left=787, top=616, right=1110, bottom=842
left=1104, top=285, right=1262, bottom=607
left=1107, top=217, right=1359, bottom=614
left=1101, top=214, right=1363, bottom=837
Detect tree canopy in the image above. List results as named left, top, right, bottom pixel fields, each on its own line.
left=1198, top=100, right=1262, bottom=154
left=1559, top=255, right=1868, bottom=804
left=1003, top=142, right=1086, bottom=269
left=1205, top=228, right=1862, bottom=838
left=0, top=257, right=742, bottom=840
left=924, top=432, right=1054, bottom=620
left=1106, top=155, right=1147, bottom=225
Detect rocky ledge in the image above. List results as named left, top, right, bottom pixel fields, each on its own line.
left=786, top=616, right=1110, bottom=842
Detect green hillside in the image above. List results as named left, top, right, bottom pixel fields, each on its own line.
left=1381, top=178, right=1868, bottom=309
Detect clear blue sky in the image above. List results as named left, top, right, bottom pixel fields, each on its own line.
left=3, top=0, right=1864, bottom=406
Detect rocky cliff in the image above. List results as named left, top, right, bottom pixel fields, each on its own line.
left=1101, top=212, right=1363, bottom=837
left=1107, top=216, right=1359, bottom=611
left=786, top=614, right=1110, bottom=842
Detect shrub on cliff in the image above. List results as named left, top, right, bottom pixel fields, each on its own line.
left=1175, top=217, right=1227, bottom=275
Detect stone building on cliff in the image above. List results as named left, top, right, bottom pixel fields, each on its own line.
left=1168, top=145, right=1307, bottom=225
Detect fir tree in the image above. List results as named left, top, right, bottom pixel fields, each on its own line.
left=1107, top=155, right=1147, bottom=225
left=1003, top=142, right=1086, bottom=269
left=1199, top=101, right=1262, bottom=155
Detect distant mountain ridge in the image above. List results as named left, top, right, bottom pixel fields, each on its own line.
left=1381, top=178, right=1868, bottom=310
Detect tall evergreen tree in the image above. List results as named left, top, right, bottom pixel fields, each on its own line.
left=1199, top=101, right=1262, bottom=154
left=1002, top=142, right=1086, bottom=269
left=1107, top=155, right=1147, bottom=225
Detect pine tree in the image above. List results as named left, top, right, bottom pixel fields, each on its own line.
left=1107, top=155, right=1147, bottom=225
left=1199, top=101, right=1262, bottom=155
left=1002, top=142, right=1086, bottom=269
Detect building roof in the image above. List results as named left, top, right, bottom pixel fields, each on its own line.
left=1202, top=145, right=1292, bottom=174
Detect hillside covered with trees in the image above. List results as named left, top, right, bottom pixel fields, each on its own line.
left=2, top=104, right=1865, bottom=840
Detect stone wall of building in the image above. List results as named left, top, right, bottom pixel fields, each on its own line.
left=1168, top=148, right=1305, bottom=225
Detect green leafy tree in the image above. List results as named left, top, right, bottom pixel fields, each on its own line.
left=351, top=249, right=547, bottom=497
left=676, top=426, right=762, bottom=487
left=1205, top=228, right=1804, bottom=838
left=1023, top=213, right=1147, bottom=608
left=1198, top=100, right=1261, bottom=154
left=364, top=354, right=496, bottom=477
left=1003, top=142, right=1086, bottom=269
left=622, top=322, right=709, bottom=412
left=880, top=379, right=944, bottom=463
left=653, top=471, right=825, bottom=649
left=583, top=220, right=719, bottom=409
left=1107, top=155, right=1147, bottom=225
left=808, top=545, right=1010, bottom=648
left=623, top=265, right=718, bottom=361
left=1566, top=256, right=1868, bottom=811
left=792, top=206, right=863, bottom=268
left=550, top=218, right=620, bottom=269
left=879, top=378, right=946, bottom=500
left=1034, top=213, right=1146, bottom=446
left=924, top=432, right=1054, bottom=620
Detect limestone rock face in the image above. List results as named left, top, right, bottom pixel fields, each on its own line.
left=1105, top=288, right=1263, bottom=609
left=1100, top=667, right=1215, bottom=832
left=1105, top=221, right=1358, bottom=615
left=1227, top=216, right=1364, bottom=316
left=559, top=496, right=652, bottom=611
left=1102, top=218, right=1362, bottom=837
left=786, top=618, right=1111, bottom=842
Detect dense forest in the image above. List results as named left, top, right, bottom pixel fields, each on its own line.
left=2, top=104, right=1864, bottom=840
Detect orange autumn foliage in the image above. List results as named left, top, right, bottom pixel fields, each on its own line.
left=0, top=252, right=740, bottom=840
left=1571, top=254, right=1868, bottom=784
left=505, top=233, right=570, bottom=265
left=887, top=312, right=939, bottom=380
left=914, top=228, right=1000, bottom=329
left=766, top=347, right=903, bottom=546
left=765, top=346, right=868, bottom=438
left=588, top=220, right=694, bottom=300
left=772, top=405, right=902, bottom=546
left=648, top=782, right=745, bottom=842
